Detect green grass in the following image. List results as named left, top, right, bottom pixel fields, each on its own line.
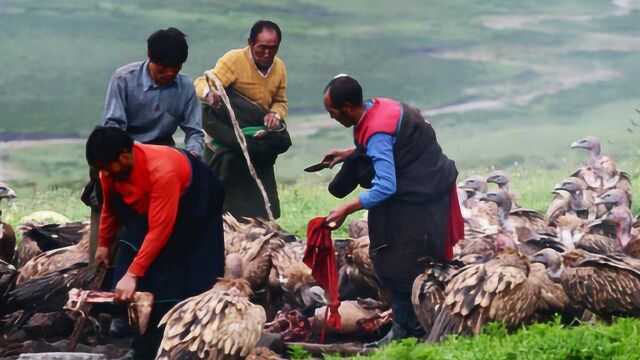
left=311, top=317, right=640, bottom=360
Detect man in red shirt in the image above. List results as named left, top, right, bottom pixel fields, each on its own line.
left=86, top=126, right=225, bottom=359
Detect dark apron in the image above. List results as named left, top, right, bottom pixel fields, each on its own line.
left=110, top=151, right=225, bottom=303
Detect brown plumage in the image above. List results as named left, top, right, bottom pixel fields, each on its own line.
left=545, top=190, right=572, bottom=227
left=16, top=229, right=90, bottom=284
left=555, top=177, right=606, bottom=221
left=2, top=262, right=97, bottom=333
left=0, top=211, right=16, bottom=264
left=411, top=261, right=460, bottom=336
left=428, top=250, right=540, bottom=342
left=531, top=248, right=640, bottom=321
left=13, top=221, right=88, bottom=269
left=347, top=217, right=369, bottom=239
left=157, top=254, right=266, bottom=360
left=0, top=260, right=17, bottom=300
left=245, top=347, right=284, bottom=360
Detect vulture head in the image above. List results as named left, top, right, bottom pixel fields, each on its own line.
left=486, top=170, right=510, bottom=189
left=554, top=177, right=586, bottom=196
left=458, top=175, right=488, bottom=198
left=570, top=136, right=601, bottom=155
left=530, top=249, right=564, bottom=282
left=480, top=190, right=512, bottom=214
left=595, top=189, right=629, bottom=208
left=0, top=183, right=16, bottom=202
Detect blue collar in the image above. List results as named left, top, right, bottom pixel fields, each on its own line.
left=142, top=60, right=179, bottom=91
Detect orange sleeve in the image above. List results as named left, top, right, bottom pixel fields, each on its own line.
left=127, top=175, right=182, bottom=277
left=98, top=174, right=120, bottom=248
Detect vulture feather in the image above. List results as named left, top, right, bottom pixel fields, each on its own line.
left=157, top=254, right=266, bottom=360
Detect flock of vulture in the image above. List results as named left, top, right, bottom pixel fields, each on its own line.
left=0, top=135, right=639, bottom=359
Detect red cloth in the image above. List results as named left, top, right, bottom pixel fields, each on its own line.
left=354, top=98, right=403, bottom=147
left=302, top=217, right=341, bottom=337
left=445, top=185, right=464, bottom=260
left=99, top=144, right=191, bottom=277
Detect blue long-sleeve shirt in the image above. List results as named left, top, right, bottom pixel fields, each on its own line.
left=358, top=133, right=397, bottom=209
left=103, top=61, right=204, bottom=154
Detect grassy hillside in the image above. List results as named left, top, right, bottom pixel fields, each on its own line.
left=1, top=0, right=639, bottom=185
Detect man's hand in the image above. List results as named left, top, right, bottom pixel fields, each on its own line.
left=95, top=246, right=110, bottom=267
left=114, top=272, right=137, bottom=303
left=205, top=91, right=222, bottom=109
left=326, top=204, right=350, bottom=230
left=264, top=112, right=282, bottom=131
left=321, top=148, right=355, bottom=168
left=326, top=198, right=364, bottom=230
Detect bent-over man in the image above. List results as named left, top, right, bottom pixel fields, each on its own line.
left=88, top=126, right=224, bottom=359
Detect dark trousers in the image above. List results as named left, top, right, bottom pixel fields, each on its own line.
left=109, top=152, right=225, bottom=359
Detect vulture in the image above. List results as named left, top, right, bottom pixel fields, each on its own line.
left=597, top=189, right=640, bottom=257
left=1, top=262, right=97, bottom=334
left=16, top=229, right=90, bottom=284
left=599, top=157, right=632, bottom=204
left=427, top=250, right=541, bottom=342
left=0, top=210, right=16, bottom=264
left=486, top=170, right=520, bottom=209
left=545, top=189, right=572, bottom=227
left=0, top=260, right=17, bottom=300
left=458, top=175, right=489, bottom=207
left=13, top=221, right=88, bottom=269
left=157, top=253, right=266, bottom=360
left=481, top=190, right=545, bottom=239
left=554, top=177, right=605, bottom=221
left=348, top=216, right=369, bottom=239
left=570, top=136, right=631, bottom=200
left=570, top=136, right=605, bottom=191
left=0, top=182, right=17, bottom=203
left=337, top=236, right=382, bottom=301
left=531, top=248, right=640, bottom=321
left=411, top=261, right=461, bottom=336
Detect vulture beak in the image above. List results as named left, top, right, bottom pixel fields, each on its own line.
left=554, top=184, right=570, bottom=192
left=570, top=140, right=586, bottom=149
left=594, top=197, right=604, bottom=205
left=529, top=253, right=546, bottom=265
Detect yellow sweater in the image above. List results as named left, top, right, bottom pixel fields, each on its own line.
left=194, top=47, right=288, bottom=119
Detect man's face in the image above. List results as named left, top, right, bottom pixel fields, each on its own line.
left=323, top=91, right=355, bottom=128
left=147, top=61, right=182, bottom=86
left=98, top=151, right=133, bottom=182
left=248, top=29, right=280, bottom=70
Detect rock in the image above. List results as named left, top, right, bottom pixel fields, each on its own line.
left=23, top=312, right=73, bottom=338
left=18, top=353, right=106, bottom=360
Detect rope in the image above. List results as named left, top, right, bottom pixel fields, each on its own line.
left=204, top=71, right=275, bottom=221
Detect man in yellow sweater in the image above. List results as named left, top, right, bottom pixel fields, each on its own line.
left=194, top=20, right=291, bottom=219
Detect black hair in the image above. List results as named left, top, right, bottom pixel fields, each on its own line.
left=324, top=75, right=363, bottom=108
left=249, top=20, right=282, bottom=43
left=86, top=126, right=133, bottom=167
left=147, top=27, right=188, bottom=67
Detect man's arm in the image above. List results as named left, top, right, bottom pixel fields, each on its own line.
left=269, top=65, right=288, bottom=119
left=180, top=87, right=204, bottom=155
left=358, top=133, right=397, bottom=209
left=102, top=72, right=128, bottom=128
left=96, top=175, right=120, bottom=254
left=193, top=52, right=239, bottom=101
left=127, top=176, right=182, bottom=278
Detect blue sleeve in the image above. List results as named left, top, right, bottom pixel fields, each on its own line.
left=358, top=133, right=397, bottom=209
left=102, top=72, right=128, bottom=129
left=179, top=83, right=204, bottom=154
